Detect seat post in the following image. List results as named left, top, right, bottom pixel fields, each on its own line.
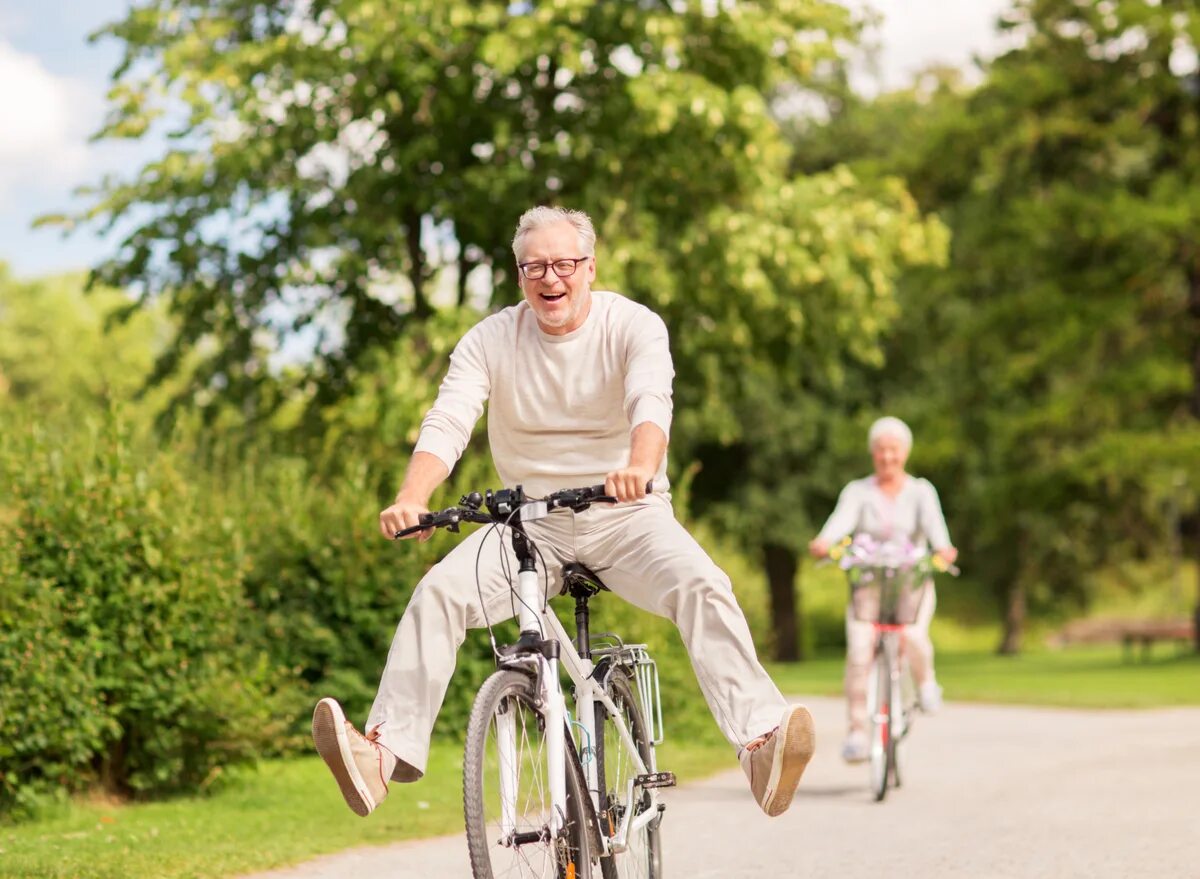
left=574, top=594, right=591, bottom=660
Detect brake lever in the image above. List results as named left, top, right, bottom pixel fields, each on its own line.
left=395, top=511, right=437, bottom=539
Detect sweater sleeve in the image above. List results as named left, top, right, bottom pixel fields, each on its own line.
left=917, top=479, right=953, bottom=550
left=412, top=323, right=491, bottom=473
left=817, top=481, right=864, bottom=544
left=622, top=308, right=674, bottom=439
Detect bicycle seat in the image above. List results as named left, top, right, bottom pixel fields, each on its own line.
left=561, top=562, right=609, bottom=598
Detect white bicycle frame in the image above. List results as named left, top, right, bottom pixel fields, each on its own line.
left=497, top=532, right=662, bottom=857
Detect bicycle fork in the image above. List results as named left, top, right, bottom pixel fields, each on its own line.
left=497, top=550, right=569, bottom=843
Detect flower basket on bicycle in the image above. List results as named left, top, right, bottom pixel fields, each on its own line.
left=848, top=567, right=927, bottom=627
left=836, top=535, right=943, bottom=626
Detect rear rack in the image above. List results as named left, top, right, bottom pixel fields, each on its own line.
left=591, top=639, right=665, bottom=746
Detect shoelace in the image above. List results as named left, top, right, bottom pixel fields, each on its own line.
left=360, top=723, right=395, bottom=788
left=744, top=725, right=777, bottom=754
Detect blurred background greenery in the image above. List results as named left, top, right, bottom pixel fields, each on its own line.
left=1, top=0, right=1197, bottom=846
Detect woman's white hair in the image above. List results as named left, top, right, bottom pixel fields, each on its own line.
left=868, top=416, right=913, bottom=451
left=512, top=206, right=596, bottom=261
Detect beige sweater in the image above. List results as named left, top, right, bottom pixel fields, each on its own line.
left=413, top=291, right=674, bottom=498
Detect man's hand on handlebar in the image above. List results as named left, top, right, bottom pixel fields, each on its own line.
left=605, top=466, right=655, bottom=503
left=380, top=496, right=433, bottom=542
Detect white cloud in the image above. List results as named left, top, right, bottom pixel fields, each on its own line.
left=0, top=39, right=100, bottom=207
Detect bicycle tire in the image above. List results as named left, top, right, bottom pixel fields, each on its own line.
left=868, top=645, right=892, bottom=802
left=464, top=669, right=596, bottom=879
left=889, top=664, right=905, bottom=790
left=595, top=665, right=662, bottom=879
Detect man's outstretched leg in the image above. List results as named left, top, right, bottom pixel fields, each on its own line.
left=312, top=519, right=571, bottom=816
left=583, top=494, right=816, bottom=816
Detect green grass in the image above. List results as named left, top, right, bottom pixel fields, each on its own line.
left=768, top=644, right=1200, bottom=710
left=0, top=738, right=732, bottom=879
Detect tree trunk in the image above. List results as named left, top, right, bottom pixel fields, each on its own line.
left=405, top=211, right=432, bottom=318
left=998, top=578, right=1025, bottom=655
left=1188, top=257, right=1200, bottom=651
left=763, top=543, right=802, bottom=661
left=457, top=252, right=471, bottom=308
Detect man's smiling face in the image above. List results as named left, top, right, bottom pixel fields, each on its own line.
left=516, top=220, right=596, bottom=335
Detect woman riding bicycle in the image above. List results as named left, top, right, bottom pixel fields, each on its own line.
left=807, top=416, right=958, bottom=764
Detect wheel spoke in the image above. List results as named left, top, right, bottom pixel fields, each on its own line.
left=466, top=671, right=589, bottom=879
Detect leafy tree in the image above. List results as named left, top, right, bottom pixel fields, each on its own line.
left=794, top=0, right=1200, bottom=652
left=49, top=0, right=953, bottom=660
left=54, top=0, right=856, bottom=424
left=610, top=173, right=948, bottom=659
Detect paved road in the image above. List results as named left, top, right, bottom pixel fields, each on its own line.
left=242, top=697, right=1200, bottom=879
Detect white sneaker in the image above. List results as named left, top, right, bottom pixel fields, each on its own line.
left=919, top=681, right=943, bottom=713
left=841, top=729, right=868, bottom=764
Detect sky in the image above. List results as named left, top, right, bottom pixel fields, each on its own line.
left=0, top=0, right=1011, bottom=280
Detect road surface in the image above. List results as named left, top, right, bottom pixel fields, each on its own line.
left=241, top=696, right=1200, bottom=879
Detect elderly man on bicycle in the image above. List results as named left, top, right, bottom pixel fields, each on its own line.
left=312, top=205, right=815, bottom=819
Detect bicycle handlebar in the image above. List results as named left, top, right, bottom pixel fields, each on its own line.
left=394, top=481, right=654, bottom=539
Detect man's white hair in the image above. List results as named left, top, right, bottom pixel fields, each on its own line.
left=512, top=206, right=597, bottom=261
left=868, top=416, right=913, bottom=451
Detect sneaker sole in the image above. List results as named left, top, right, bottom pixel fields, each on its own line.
left=312, top=698, right=375, bottom=817
left=763, top=705, right=816, bottom=817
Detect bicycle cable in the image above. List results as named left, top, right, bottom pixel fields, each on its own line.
left=472, top=521, right=507, bottom=660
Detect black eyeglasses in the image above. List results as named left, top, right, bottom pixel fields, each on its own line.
left=517, top=256, right=590, bottom=281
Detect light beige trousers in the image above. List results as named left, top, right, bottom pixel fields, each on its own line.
left=844, top=583, right=937, bottom=733
left=366, top=492, right=788, bottom=776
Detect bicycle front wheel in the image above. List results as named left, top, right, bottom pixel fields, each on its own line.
left=464, top=669, right=595, bottom=879
left=595, top=665, right=662, bottom=879
left=867, top=645, right=893, bottom=802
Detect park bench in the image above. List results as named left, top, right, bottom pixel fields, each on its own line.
left=1047, top=617, right=1195, bottom=660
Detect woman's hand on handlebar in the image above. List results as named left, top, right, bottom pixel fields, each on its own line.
left=935, top=546, right=958, bottom=566
left=808, top=537, right=830, bottom=559
left=380, top=496, right=433, bottom=542
left=605, top=466, right=655, bottom=503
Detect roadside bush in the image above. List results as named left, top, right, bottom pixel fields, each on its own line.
left=0, top=412, right=288, bottom=815
left=225, top=446, right=501, bottom=744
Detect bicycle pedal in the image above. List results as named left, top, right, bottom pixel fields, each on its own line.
left=635, top=771, right=676, bottom=789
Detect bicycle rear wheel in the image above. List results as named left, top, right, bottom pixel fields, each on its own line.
left=867, top=644, right=893, bottom=802
left=594, top=665, right=662, bottom=879
left=464, top=669, right=596, bottom=879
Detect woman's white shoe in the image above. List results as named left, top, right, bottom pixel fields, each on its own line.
left=919, top=681, right=943, bottom=713
left=841, top=729, right=869, bottom=763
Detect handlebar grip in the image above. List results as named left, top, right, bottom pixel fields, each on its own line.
left=591, top=480, right=656, bottom=495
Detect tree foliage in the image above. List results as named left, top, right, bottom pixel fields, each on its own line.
left=48, top=0, right=955, bottom=660
left=59, top=0, right=865, bottom=422
left=794, top=0, right=1200, bottom=651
